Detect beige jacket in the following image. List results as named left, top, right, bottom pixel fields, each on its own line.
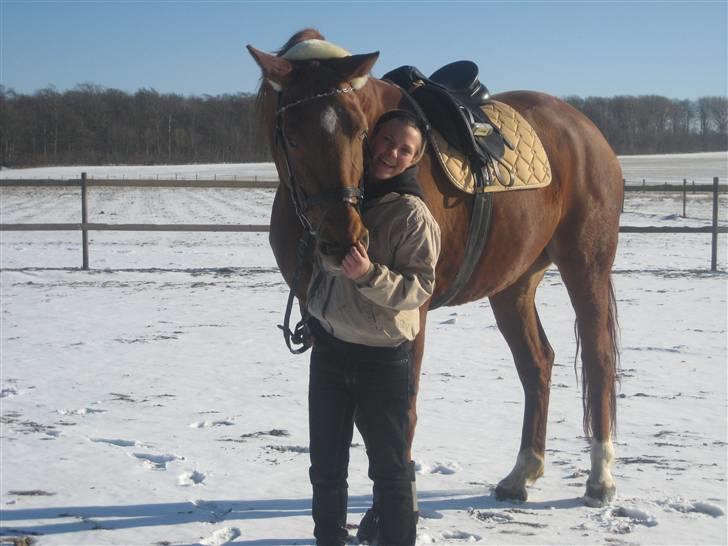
left=307, top=193, right=441, bottom=347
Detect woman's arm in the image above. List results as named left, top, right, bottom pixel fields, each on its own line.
left=352, top=211, right=440, bottom=311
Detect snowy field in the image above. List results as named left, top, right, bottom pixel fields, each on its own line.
left=2, top=151, right=726, bottom=185
left=0, top=153, right=726, bottom=545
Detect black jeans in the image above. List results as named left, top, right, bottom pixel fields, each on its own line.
left=308, top=326, right=416, bottom=546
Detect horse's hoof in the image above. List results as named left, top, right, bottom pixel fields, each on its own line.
left=584, top=482, right=616, bottom=507
left=356, top=507, right=377, bottom=544
left=495, top=483, right=528, bottom=502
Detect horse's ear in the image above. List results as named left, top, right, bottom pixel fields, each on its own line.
left=247, top=45, right=292, bottom=91
left=326, top=52, right=380, bottom=87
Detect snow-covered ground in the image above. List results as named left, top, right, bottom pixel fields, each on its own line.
left=0, top=162, right=279, bottom=182
left=2, top=151, right=726, bottom=185
left=618, top=151, right=728, bottom=185
left=1, top=155, right=726, bottom=545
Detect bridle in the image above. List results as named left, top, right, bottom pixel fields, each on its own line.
left=273, top=84, right=370, bottom=354
left=274, top=85, right=369, bottom=236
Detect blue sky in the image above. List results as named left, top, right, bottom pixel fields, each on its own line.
left=1, top=0, right=726, bottom=99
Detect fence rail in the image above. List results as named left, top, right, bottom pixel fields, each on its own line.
left=2, top=178, right=725, bottom=191
left=1, top=174, right=724, bottom=271
left=0, top=223, right=269, bottom=232
left=0, top=178, right=279, bottom=188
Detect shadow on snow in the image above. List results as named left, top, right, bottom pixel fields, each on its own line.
left=0, top=490, right=585, bottom=538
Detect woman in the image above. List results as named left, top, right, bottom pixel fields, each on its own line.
left=306, top=110, right=441, bottom=546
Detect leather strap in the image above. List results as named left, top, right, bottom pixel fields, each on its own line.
left=278, top=231, right=313, bottom=354
left=382, top=79, right=495, bottom=310
left=430, top=169, right=493, bottom=309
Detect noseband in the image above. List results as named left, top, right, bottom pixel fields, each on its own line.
left=274, top=86, right=368, bottom=236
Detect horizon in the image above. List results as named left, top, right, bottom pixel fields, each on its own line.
left=2, top=81, right=726, bottom=102
left=1, top=1, right=726, bottom=101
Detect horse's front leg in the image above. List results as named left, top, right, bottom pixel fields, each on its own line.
left=489, top=260, right=554, bottom=502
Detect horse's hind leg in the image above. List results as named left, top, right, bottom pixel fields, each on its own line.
left=555, top=255, right=619, bottom=505
left=490, top=254, right=555, bottom=502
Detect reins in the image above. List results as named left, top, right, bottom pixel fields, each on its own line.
left=278, top=230, right=313, bottom=354
left=273, top=84, right=369, bottom=354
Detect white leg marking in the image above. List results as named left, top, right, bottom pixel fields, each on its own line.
left=585, top=439, right=617, bottom=505
left=589, top=439, right=615, bottom=485
left=499, top=448, right=544, bottom=491
left=321, top=106, right=338, bottom=135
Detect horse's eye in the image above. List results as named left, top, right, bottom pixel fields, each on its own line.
left=286, top=137, right=298, bottom=149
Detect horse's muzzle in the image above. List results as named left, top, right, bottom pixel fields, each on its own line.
left=316, top=230, right=370, bottom=271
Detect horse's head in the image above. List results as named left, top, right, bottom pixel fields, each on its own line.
left=248, top=33, right=379, bottom=270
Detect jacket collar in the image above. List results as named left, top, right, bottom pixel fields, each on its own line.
left=363, top=165, right=424, bottom=205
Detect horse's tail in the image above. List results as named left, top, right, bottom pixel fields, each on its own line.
left=574, top=275, right=620, bottom=440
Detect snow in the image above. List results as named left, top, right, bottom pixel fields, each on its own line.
left=0, top=162, right=279, bottom=182
left=1, top=154, right=726, bottom=545
left=1, top=151, right=726, bottom=185
left=618, top=151, right=728, bottom=184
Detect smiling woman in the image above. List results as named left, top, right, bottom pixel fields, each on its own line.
left=369, top=110, right=426, bottom=181
left=297, top=112, right=440, bottom=546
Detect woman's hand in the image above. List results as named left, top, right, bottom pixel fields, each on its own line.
left=342, top=241, right=372, bottom=279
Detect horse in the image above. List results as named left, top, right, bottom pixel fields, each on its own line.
left=247, top=29, right=622, bottom=508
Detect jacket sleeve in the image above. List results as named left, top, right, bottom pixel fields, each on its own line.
left=353, top=207, right=441, bottom=311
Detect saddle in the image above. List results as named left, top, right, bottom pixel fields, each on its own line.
left=382, top=61, right=513, bottom=187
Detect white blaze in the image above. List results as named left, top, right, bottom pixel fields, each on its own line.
left=321, top=106, right=338, bottom=135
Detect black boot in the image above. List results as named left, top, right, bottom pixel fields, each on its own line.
left=356, top=505, right=378, bottom=544
left=312, top=486, right=349, bottom=546
left=371, top=478, right=417, bottom=546
left=357, top=461, right=419, bottom=545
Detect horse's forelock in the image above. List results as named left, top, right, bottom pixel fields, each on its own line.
left=255, top=29, right=370, bottom=145
left=282, top=39, right=351, bottom=61
left=276, top=29, right=326, bottom=57
left=256, top=30, right=327, bottom=132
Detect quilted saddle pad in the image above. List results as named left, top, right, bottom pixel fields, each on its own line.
left=430, top=100, right=552, bottom=194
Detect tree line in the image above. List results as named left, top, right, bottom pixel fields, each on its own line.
left=0, top=84, right=269, bottom=167
left=564, top=94, right=727, bottom=155
left=1, top=84, right=726, bottom=167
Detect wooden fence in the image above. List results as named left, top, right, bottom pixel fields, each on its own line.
left=1, top=173, right=725, bottom=271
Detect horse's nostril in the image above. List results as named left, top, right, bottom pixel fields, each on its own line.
left=318, top=241, right=340, bottom=256
left=358, top=231, right=370, bottom=251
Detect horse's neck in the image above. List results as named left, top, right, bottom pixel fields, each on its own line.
left=363, top=78, right=406, bottom=128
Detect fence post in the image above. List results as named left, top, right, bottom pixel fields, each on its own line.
left=81, top=172, right=89, bottom=270
left=622, top=179, right=626, bottom=213
left=711, top=177, right=719, bottom=272
left=682, top=178, right=687, bottom=217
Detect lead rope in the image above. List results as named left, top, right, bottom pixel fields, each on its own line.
left=278, top=230, right=313, bottom=354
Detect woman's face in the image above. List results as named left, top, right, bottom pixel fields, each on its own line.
left=369, top=119, right=423, bottom=180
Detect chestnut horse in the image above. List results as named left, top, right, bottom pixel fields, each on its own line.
left=248, top=29, right=622, bottom=506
